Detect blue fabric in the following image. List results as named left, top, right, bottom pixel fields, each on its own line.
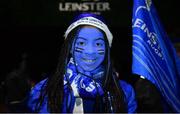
left=64, top=58, right=104, bottom=99
left=132, top=0, right=180, bottom=112
left=27, top=79, right=48, bottom=112
left=120, top=80, right=137, bottom=113
left=27, top=79, right=137, bottom=113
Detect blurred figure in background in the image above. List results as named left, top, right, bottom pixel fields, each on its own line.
left=0, top=53, right=31, bottom=112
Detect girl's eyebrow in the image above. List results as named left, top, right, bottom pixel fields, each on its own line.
left=77, top=37, right=87, bottom=40
left=77, top=37, right=104, bottom=41
left=95, top=38, right=104, bottom=41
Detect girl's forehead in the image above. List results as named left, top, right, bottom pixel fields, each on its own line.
left=76, top=26, right=104, bottom=40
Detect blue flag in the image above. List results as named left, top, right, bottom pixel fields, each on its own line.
left=132, top=0, right=180, bottom=112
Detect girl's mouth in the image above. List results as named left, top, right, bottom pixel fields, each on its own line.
left=82, top=58, right=96, bottom=63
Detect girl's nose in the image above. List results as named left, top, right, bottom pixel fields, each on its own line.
left=84, top=44, right=96, bottom=55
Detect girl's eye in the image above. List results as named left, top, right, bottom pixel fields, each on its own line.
left=96, top=43, right=102, bottom=47
left=78, top=41, right=85, bottom=46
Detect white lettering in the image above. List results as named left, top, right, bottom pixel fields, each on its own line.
left=151, top=33, right=157, bottom=45
left=85, top=82, right=95, bottom=92
left=133, top=18, right=143, bottom=28
left=133, top=18, right=164, bottom=59
left=144, top=27, right=152, bottom=38
left=96, top=3, right=103, bottom=11
left=59, top=2, right=111, bottom=12
left=89, top=3, right=95, bottom=10
left=82, top=3, right=89, bottom=11
left=72, top=3, right=81, bottom=11
left=59, top=3, right=65, bottom=11
left=147, top=40, right=164, bottom=59
left=141, top=22, right=146, bottom=30
left=103, top=3, right=110, bottom=11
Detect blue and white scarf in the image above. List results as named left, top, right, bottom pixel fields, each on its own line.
left=64, top=58, right=104, bottom=98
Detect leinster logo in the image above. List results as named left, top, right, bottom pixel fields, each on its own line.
left=59, top=0, right=111, bottom=14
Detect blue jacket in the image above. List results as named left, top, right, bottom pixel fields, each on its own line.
left=27, top=79, right=137, bottom=113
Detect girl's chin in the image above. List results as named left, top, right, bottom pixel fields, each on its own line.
left=80, top=65, right=97, bottom=72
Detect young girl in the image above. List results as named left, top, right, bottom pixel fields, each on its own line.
left=27, top=13, right=137, bottom=113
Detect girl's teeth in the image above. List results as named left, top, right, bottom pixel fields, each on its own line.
left=83, top=59, right=95, bottom=62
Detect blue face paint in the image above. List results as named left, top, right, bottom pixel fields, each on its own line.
left=73, top=26, right=105, bottom=73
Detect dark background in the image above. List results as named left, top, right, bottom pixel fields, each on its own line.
left=1, top=0, right=180, bottom=83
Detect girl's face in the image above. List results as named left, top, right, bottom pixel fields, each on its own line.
left=73, top=26, right=105, bottom=72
